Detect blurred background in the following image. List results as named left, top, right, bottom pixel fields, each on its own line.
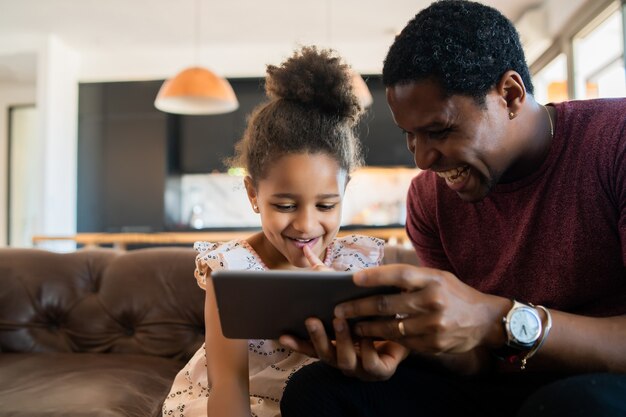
left=0, top=0, right=624, bottom=250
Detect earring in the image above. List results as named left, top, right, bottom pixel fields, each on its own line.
left=509, top=111, right=516, bottom=120
left=253, top=204, right=258, bottom=212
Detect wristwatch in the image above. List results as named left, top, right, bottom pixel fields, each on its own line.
left=504, top=300, right=542, bottom=349
left=495, top=300, right=542, bottom=364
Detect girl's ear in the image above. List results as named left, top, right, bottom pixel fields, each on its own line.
left=244, top=176, right=259, bottom=213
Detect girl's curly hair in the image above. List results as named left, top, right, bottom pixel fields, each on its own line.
left=229, top=46, right=364, bottom=182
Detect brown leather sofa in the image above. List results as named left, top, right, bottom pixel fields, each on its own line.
left=0, top=244, right=419, bottom=416
left=0, top=247, right=203, bottom=417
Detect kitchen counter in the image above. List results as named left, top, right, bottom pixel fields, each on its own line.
left=32, top=227, right=409, bottom=250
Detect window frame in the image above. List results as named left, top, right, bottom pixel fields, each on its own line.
left=530, top=0, right=625, bottom=100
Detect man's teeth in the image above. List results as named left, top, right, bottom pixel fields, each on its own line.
left=294, top=238, right=313, bottom=242
left=436, top=166, right=469, bottom=184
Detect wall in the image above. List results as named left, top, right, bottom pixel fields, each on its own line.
left=37, top=37, right=80, bottom=250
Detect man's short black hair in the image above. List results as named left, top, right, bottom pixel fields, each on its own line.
left=382, top=0, right=534, bottom=104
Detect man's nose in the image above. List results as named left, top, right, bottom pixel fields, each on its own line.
left=409, top=136, right=440, bottom=170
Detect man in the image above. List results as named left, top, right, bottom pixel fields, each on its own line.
left=279, top=1, right=626, bottom=416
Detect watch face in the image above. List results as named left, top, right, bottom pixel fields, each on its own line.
left=510, top=308, right=541, bottom=344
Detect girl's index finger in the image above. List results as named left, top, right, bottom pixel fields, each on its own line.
left=303, top=245, right=326, bottom=268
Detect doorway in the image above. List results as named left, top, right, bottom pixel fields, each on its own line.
left=7, top=104, right=40, bottom=247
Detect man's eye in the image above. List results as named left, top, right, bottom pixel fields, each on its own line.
left=428, top=128, right=452, bottom=140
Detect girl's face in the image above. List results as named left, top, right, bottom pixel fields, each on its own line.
left=245, top=152, right=347, bottom=269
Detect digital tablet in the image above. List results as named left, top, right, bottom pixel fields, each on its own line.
left=211, top=270, right=400, bottom=340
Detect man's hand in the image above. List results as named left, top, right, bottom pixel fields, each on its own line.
left=334, top=264, right=510, bottom=355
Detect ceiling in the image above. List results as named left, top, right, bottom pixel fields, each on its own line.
left=0, top=0, right=545, bottom=83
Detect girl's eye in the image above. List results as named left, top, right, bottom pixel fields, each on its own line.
left=317, top=204, right=337, bottom=211
left=273, top=204, right=296, bottom=211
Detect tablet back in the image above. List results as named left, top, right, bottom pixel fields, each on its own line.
left=211, top=270, right=399, bottom=340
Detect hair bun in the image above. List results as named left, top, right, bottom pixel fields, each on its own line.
left=265, top=46, right=361, bottom=120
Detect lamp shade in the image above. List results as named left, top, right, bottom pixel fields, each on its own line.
left=154, top=66, right=239, bottom=115
left=351, top=72, right=373, bottom=109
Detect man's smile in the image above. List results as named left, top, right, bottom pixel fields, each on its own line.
left=435, top=165, right=470, bottom=184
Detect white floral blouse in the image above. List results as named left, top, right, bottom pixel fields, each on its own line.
left=162, top=234, right=384, bottom=417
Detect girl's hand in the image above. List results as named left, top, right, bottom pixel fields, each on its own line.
left=288, top=245, right=409, bottom=380
left=279, top=317, right=409, bottom=381
left=303, top=245, right=332, bottom=271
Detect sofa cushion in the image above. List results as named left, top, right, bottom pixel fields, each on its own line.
left=0, top=352, right=183, bottom=417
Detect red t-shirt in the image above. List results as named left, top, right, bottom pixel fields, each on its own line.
left=406, top=98, right=626, bottom=316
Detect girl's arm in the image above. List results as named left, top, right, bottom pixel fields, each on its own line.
left=205, top=273, right=250, bottom=417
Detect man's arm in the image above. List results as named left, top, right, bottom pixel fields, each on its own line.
left=337, top=265, right=626, bottom=373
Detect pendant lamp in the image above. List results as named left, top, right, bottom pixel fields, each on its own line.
left=154, top=0, right=238, bottom=115
left=155, top=67, right=238, bottom=115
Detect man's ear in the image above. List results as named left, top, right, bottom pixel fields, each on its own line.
left=497, top=70, right=526, bottom=117
left=244, top=176, right=259, bottom=213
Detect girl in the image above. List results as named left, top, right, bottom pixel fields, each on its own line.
left=162, top=46, right=387, bottom=417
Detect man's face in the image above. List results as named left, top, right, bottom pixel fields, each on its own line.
left=386, top=80, right=515, bottom=202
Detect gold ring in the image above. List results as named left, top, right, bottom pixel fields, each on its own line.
left=397, top=319, right=406, bottom=337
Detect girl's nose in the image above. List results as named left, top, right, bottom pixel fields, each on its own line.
left=292, top=209, right=315, bottom=233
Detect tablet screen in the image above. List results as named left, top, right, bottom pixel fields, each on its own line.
left=211, top=270, right=399, bottom=340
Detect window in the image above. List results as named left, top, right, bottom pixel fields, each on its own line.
left=533, top=53, right=568, bottom=104
left=573, top=4, right=625, bottom=99
left=531, top=0, right=625, bottom=101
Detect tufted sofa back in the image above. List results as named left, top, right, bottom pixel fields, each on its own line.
left=0, top=247, right=204, bottom=362
left=0, top=244, right=419, bottom=363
